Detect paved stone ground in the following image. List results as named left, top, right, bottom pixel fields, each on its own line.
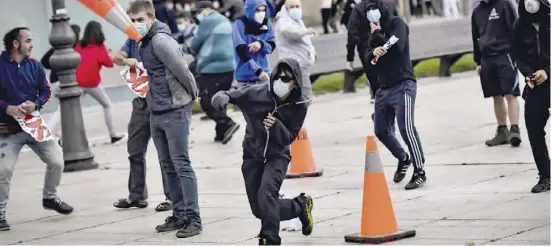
left=2, top=72, right=549, bottom=245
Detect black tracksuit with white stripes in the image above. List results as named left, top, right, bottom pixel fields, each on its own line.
left=365, top=0, right=425, bottom=172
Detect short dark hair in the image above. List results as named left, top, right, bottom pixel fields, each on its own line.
left=80, top=21, right=105, bottom=47
left=177, top=11, right=194, bottom=21
left=3, top=27, right=29, bottom=52
left=128, top=0, right=156, bottom=17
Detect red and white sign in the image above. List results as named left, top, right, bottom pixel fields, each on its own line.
left=120, top=62, right=149, bottom=98
left=17, top=111, right=53, bottom=142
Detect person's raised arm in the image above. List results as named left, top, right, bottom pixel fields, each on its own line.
left=212, top=86, right=251, bottom=109
left=34, top=65, right=51, bottom=110
left=259, top=20, right=276, bottom=54
left=190, top=20, right=212, bottom=54
left=276, top=16, right=310, bottom=41
left=98, top=44, right=114, bottom=68
left=233, top=19, right=263, bottom=76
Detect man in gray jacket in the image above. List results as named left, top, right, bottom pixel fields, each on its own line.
left=276, top=0, right=316, bottom=102
left=127, top=0, right=201, bottom=239
left=275, top=0, right=317, bottom=102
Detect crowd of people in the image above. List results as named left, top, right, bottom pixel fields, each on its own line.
left=0, top=0, right=548, bottom=245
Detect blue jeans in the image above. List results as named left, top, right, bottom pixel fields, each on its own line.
left=374, top=80, right=425, bottom=171
left=150, top=104, right=200, bottom=223
left=0, top=132, right=64, bottom=212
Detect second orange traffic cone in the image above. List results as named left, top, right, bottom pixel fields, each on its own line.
left=286, top=128, right=323, bottom=179
left=344, top=136, right=415, bottom=244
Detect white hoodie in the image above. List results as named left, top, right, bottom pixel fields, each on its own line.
left=275, top=6, right=317, bottom=67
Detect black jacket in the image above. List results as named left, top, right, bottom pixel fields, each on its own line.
left=346, top=0, right=398, bottom=62
left=514, top=0, right=550, bottom=84
left=365, top=2, right=415, bottom=88
left=471, top=0, right=517, bottom=64
left=212, top=58, right=308, bottom=161
left=40, top=48, right=58, bottom=84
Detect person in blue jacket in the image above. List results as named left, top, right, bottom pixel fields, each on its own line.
left=232, top=0, right=276, bottom=87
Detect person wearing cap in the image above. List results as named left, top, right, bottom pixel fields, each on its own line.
left=232, top=0, right=276, bottom=87
left=274, top=0, right=317, bottom=103
left=188, top=1, right=241, bottom=144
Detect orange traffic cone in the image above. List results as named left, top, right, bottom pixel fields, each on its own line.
left=286, top=128, right=323, bottom=179
left=78, top=0, right=142, bottom=42
left=344, top=136, right=415, bottom=244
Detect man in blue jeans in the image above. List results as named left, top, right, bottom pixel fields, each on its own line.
left=0, top=27, right=73, bottom=231
left=127, top=0, right=201, bottom=238
left=365, top=0, right=426, bottom=190
left=111, top=37, right=172, bottom=212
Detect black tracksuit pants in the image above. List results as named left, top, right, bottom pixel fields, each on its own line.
left=242, top=151, right=304, bottom=244
left=196, top=71, right=235, bottom=137
left=524, top=81, right=550, bottom=178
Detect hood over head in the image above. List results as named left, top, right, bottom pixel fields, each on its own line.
left=365, top=0, right=392, bottom=24
left=275, top=4, right=290, bottom=20
left=269, top=57, right=305, bottom=103
left=518, top=0, right=550, bottom=24
left=245, top=0, right=268, bottom=21
left=144, top=20, right=172, bottom=39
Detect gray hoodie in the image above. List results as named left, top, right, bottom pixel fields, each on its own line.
left=274, top=6, right=316, bottom=68
left=139, top=20, right=199, bottom=113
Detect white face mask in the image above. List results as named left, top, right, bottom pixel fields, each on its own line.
left=525, top=0, right=541, bottom=13
left=184, top=4, right=191, bottom=11
left=273, top=79, right=291, bottom=98
left=254, top=11, right=266, bottom=24
left=366, top=9, right=381, bottom=23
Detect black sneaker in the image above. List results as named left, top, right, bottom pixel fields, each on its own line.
left=485, top=126, right=509, bottom=146
left=155, top=216, right=186, bottom=232
left=43, top=198, right=73, bottom=215
left=297, top=193, right=314, bottom=236
left=176, top=221, right=202, bottom=238
left=404, top=171, right=426, bottom=190
left=200, top=115, right=210, bottom=121
left=531, top=176, right=550, bottom=193
left=258, top=237, right=281, bottom=245
left=222, top=123, right=240, bottom=144
left=0, top=212, right=9, bottom=231
left=155, top=201, right=172, bottom=212
left=214, top=136, right=223, bottom=142
left=393, top=154, right=411, bottom=183
left=113, top=198, right=148, bottom=209
left=111, top=133, right=128, bottom=145
left=509, top=125, right=522, bottom=147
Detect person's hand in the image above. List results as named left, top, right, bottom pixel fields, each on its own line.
left=248, top=41, right=262, bottom=53
left=211, top=92, right=230, bottom=111
left=476, top=65, right=481, bottom=76
left=20, top=101, right=36, bottom=114
left=264, top=113, right=276, bottom=130
left=307, top=28, right=317, bottom=36
left=125, top=58, right=139, bottom=67
left=531, top=70, right=548, bottom=84
left=259, top=71, right=270, bottom=81
left=345, top=61, right=354, bottom=71
left=6, top=105, right=25, bottom=119
left=373, top=46, right=387, bottom=57
left=370, top=22, right=381, bottom=33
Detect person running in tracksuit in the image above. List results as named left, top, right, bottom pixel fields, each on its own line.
left=365, top=0, right=427, bottom=190
left=472, top=0, right=521, bottom=147
left=513, top=0, right=550, bottom=193
left=232, top=0, right=276, bottom=87
left=211, top=58, right=314, bottom=245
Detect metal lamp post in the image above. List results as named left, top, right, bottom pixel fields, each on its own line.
left=49, top=0, right=97, bottom=172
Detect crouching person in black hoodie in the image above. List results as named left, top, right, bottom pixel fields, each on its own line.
left=211, top=58, right=314, bottom=245
left=514, top=0, right=550, bottom=193
left=365, top=0, right=426, bottom=190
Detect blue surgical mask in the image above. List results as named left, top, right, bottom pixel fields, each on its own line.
left=273, top=79, right=291, bottom=98
left=289, top=8, right=303, bottom=21
left=366, top=9, right=381, bottom=23
left=134, top=22, right=149, bottom=37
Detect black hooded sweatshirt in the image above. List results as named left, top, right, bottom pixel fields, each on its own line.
left=364, top=0, right=416, bottom=88
left=471, top=0, right=517, bottom=65
left=212, top=58, right=308, bottom=161
left=346, top=0, right=398, bottom=62
left=513, top=0, right=550, bottom=83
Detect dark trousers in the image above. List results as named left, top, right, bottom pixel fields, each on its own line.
left=242, top=152, right=303, bottom=244
left=374, top=80, right=425, bottom=170
left=127, top=97, right=170, bottom=202
left=321, top=8, right=337, bottom=34
left=197, top=71, right=235, bottom=137
left=524, top=82, right=550, bottom=178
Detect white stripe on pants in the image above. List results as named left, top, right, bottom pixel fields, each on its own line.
left=404, top=94, right=423, bottom=170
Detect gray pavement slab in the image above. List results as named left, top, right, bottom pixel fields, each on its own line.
left=2, top=71, right=549, bottom=245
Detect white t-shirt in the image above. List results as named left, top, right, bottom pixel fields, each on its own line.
left=321, top=0, right=333, bottom=9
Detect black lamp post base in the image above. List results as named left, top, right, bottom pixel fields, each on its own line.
left=63, top=158, right=99, bottom=173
